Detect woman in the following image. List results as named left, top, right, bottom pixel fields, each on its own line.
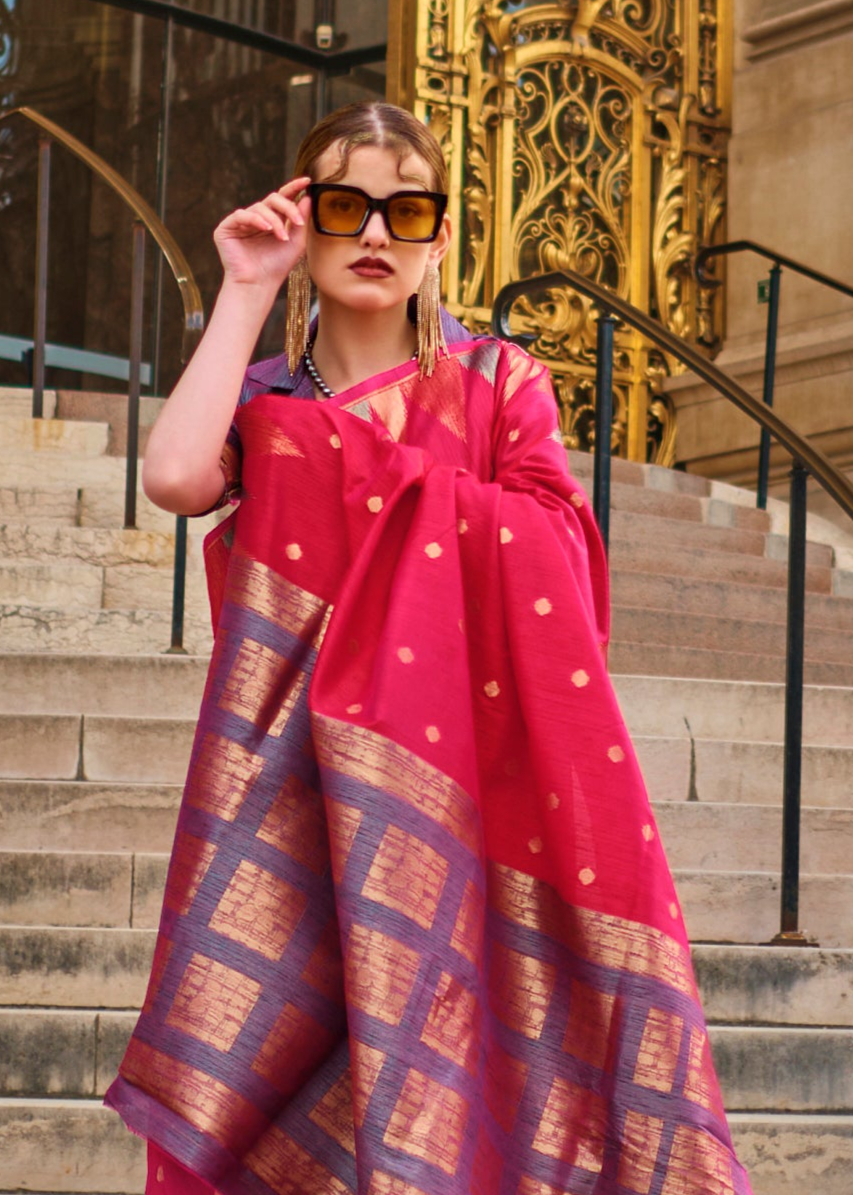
left=106, top=102, right=752, bottom=1195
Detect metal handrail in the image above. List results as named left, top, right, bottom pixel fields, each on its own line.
left=696, top=240, right=853, bottom=509
left=2, top=105, right=201, bottom=651
left=493, top=268, right=853, bottom=948
left=0, top=106, right=204, bottom=363
left=696, top=239, right=853, bottom=300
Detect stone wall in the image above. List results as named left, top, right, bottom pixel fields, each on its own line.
left=670, top=0, right=853, bottom=524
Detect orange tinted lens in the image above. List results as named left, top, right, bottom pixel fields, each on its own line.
left=387, top=195, right=438, bottom=239
left=316, top=189, right=368, bottom=233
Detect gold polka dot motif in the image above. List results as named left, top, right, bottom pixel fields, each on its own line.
left=484, top=681, right=500, bottom=698
left=425, top=542, right=443, bottom=559
left=397, top=647, right=415, bottom=664
left=499, top=527, right=514, bottom=544
left=425, top=725, right=441, bottom=743
left=367, top=496, right=383, bottom=513
left=534, top=597, right=552, bottom=616
left=329, top=433, right=342, bottom=449
left=608, top=745, right=625, bottom=763
left=571, top=670, right=590, bottom=688
left=579, top=868, right=596, bottom=886
left=285, top=543, right=302, bottom=561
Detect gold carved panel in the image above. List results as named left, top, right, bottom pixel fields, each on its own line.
left=388, top=0, right=731, bottom=464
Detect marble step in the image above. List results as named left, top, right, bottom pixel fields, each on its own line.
left=0, top=524, right=178, bottom=569
left=0, top=480, right=208, bottom=534
left=610, top=536, right=832, bottom=593
left=610, top=641, right=853, bottom=685
left=636, top=735, right=853, bottom=806
left=0, top=606, right=213, bottom=655
left=612, top=675, right=853, bottom=748
left=0, top=1098, right=145, bottom=1195
left=0, top=781, right=182, bottom=853
left=1, top=1104, right=851, bottom=1195
left=611, top=603, right=853, bottom=665
left=2, top=1009, right=851, bottom=1114
left=2, top=781, right=852, bottom=867
left=729, top=1113, right=853, bottom=1195
left=1, top=849, right=850, bottom=945
left=610, top=570, right=853, bottom=632
left=5, top=658, right=852, bottom=749
left=2, top=927, right=849, bottom=1024
left=0, top=653, right=209, bottom=718
left=0, top=414, right=109, bottom=458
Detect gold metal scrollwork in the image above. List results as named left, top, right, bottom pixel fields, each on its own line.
left=390, top=0, right=731, bottom=466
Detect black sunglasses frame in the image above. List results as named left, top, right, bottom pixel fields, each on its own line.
left=307, top=183, right=448, bottom=243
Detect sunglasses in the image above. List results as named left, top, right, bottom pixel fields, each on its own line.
left=307, top=183, right=448, bottom=243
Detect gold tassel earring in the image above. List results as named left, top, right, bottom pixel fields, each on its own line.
left=416, top=263, right=447, bottom=378
left=284, top=255, right=312, bottom=368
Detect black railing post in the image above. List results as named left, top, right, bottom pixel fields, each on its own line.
left=32, top=135, right=51, bottom=419
left=125, top=222, right=146, bottom=529
left=773, top=462, right=810, bottom=945
left=593, top=314, right=616, bottom=556
left=168, top=514, right=188, bottom=654
left=757, top=263, right=782, bottom=510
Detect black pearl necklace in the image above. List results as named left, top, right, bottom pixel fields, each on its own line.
left=303, top=341, right=336, bottom=400
left=303, top=340, right=420, bottom=400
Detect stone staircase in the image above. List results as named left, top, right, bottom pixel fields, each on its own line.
left=1, top=387, right=853, bottom=1195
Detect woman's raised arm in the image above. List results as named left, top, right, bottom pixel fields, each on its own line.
left=142, top=179, right=311, bottom=515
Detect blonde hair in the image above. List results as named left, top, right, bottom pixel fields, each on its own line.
left=294, top=102, right=448, bottom=194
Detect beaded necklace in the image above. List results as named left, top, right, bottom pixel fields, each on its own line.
left=303, top=340, right=419, bottom=400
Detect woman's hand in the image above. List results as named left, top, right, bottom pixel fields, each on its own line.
left=213, top=176, right=312, bottom=289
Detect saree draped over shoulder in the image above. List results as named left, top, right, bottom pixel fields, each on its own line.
left=106, top=338, right=752, bottom=1195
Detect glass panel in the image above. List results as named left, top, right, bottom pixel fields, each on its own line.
left=0, top=0, right=387, bottom=394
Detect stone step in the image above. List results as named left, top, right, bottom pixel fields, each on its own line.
left=676, top=869, right=853, bottom=948
left=694, top=946, right=853, bottom=1028
left=0, top=1098, right=144, bottom=1194
left=610, top=536, right=832, bottom=593
left=611, top=570, right=853, bottom=632
left=2, top=849, right=849, bottom=946
left=0, top=928, right=155, bottom=1009
left=0, top=715, right=195, bottom=783
left=0, top=606, right=213, bottom=655
left=0, top=524, right=177, bottom=569
left=5, top=689, right=853, bottom=790
left=655, top=803, right=853, bottom=870
left=0, top=781, right=181, bottom=852
left=611, top=640, right=853, bottom=685
left=2, top=785, right=850, bottom=870
left=0, top=561, right=105, bottom=610
left=612, top=675, right=853, bottom=747
left=3, top=926, right=848, bottom=1026
left=1, top=1010, right=850, bottom=1113
left=0, top=479, right=206, bottom=535
left=612, top=604, right=853, bottom=666
left=3, top=1104, right=852, bottom=1195
left=4, top=452, right=135, bottom=488
left=729, top=1113, right=853, bottom=1195
left=637, top=734, right=853, bottom=807
left=0, top=415, right=109, bottom=458
left=5, top=659, right=851, bottom=748
left=611, top=506, right=771, bottom=558
left=612, top=506, right=837, bottom=566
left=0, top=654, right=209, bottom=717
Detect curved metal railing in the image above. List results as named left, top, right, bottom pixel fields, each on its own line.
left=695, top=240, right=853, bottom=508
left=0, top=105, right=204, bottom=365
left=493, top=268, right=853, bottom=948
left=1, top=105, right=204, bottom=650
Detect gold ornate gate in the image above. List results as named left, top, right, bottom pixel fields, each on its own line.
left=388, top=0, right=731, bottom=464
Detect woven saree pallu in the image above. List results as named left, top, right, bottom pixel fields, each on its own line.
left=106, top=340, right=752, bottom=1195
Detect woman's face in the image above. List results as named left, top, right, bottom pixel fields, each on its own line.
left=305, top=142, right=450, bottom=318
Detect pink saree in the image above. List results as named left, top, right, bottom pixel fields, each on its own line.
left=106, top=339, right=751, bottom=1195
